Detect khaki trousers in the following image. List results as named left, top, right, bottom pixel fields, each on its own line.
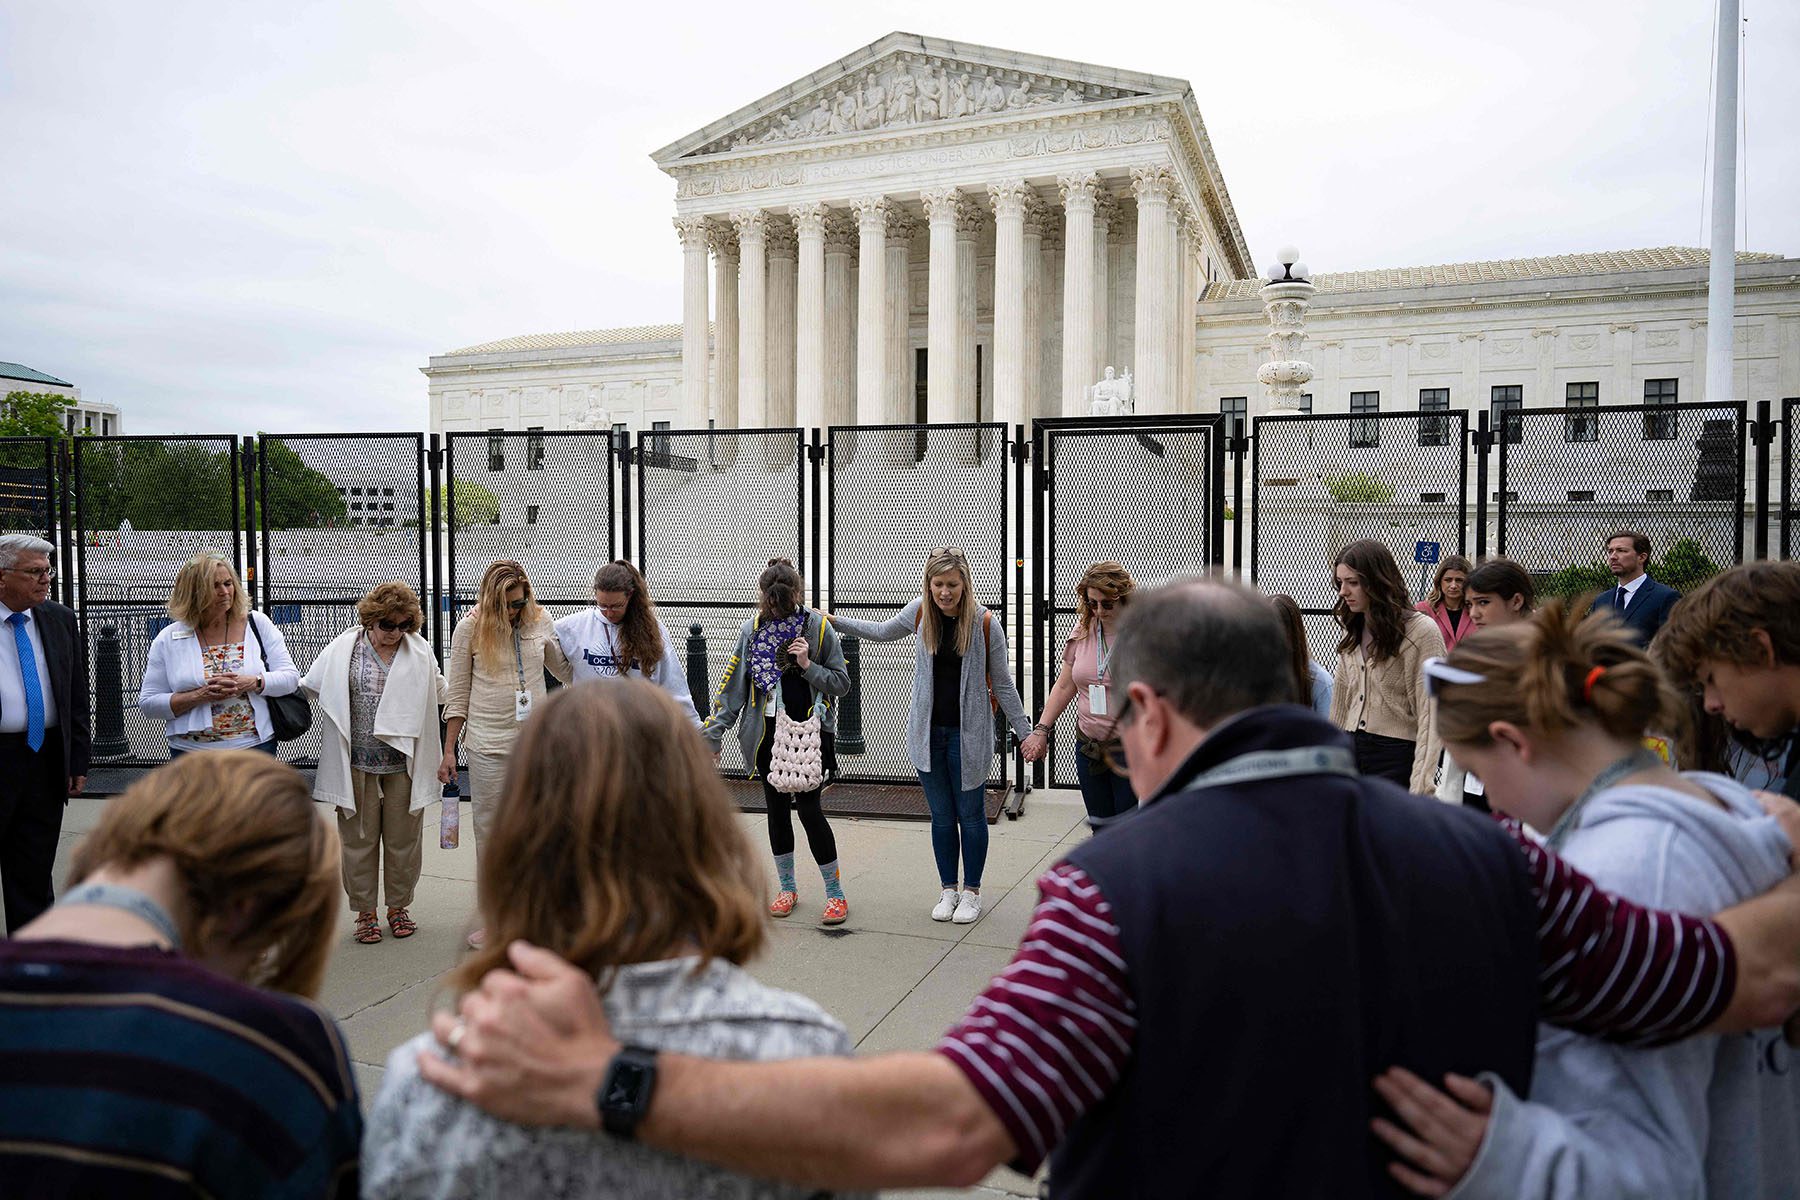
left=464, top=747, right=509, bottom=869
left=338, top=769, right=422, bottom=912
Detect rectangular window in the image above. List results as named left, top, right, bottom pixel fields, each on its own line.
left=101, top=417, right=111, bottom=435
left=1297, top=393, right=1313, bottom=414
left=611, top=422, right=628, bottom=455
left=652, top=420, right=671, bottom=460
left=1568, top=490, right=1596, bottom=502
left=527, top=426, right=545, bottom=471
left=350, top=487, right=363, bottom=496
left=526, top=504, right=540, bottom=525
left=1220, top=396, right=1247, bottom=438
left=382, top=488, right=394, bottom=496
left=1564, top=382, right=1598, bottom=443
left=1643, top=379, right=1678, bottom=440
left=1493, top=489, right=1519, bottom=502
left=1646, top=488, right=1674, bottom=501
left=1418, top=388, right=1450, bottom=447
left=487, top=428, right=505, bottom=472
left=1491, top=385, right=1523, bottom=445
left=1420, top=492, right=1448, bottom=503
left=1349, top=392, right=1380, bottom=448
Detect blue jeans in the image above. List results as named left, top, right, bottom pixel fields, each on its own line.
left=1073, top=744, right=1138, bottom=822
left=919, top=725, right=988, bottom=889
left=168, top=739, right=278, bottom=760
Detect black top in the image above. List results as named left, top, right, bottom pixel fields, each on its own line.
left=930, top=611, right=961, bottom=729
left=1445, top=605, right=1463, bottom=633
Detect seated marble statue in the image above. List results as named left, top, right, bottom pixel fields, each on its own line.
left=1088, top=366, right=1134, bottom=416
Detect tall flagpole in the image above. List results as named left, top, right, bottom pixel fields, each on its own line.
left=1706, top=0, right=1740, bottom=404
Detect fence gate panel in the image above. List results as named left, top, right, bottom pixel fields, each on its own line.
left=638, top=428, right=804, bottom=779
left=0, top=436, right=57, bottom=550
left=1497, top=402, right=1745, bottom=592
left=257, top=434, right=427, bottom=766
left=73, top=435, right=242, bottom=768
left=1785, top=398, right=1799, bottom=560
left=1251, top=411, right=1468, bottom=666
left=827, top=424, right=1009, bottom=787
left=1035, top=416, right=1223, bottom=790
left=445, top=431, right=615, bottom=630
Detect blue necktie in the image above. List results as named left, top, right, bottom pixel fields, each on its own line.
left=1615, top=587, right=1627, bottom=613
left=8, top=612, right=45, bottom=752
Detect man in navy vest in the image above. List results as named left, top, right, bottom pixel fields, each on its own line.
left=1588, top=530, right=1680, bottom=647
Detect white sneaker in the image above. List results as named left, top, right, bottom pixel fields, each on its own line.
left=952, top=892, right=982, bottom=924
left=931, top=888, right=961, bottom=922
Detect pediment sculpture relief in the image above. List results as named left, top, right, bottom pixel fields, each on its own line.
left=699, top=57, right=1140, bottom=155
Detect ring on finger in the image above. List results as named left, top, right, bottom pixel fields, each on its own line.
left=447, top=1019, right=468, bottom=1053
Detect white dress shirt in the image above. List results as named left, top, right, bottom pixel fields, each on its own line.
left=1616, top=572, right=1649, bottom=611
left=0, top=602, right=59, bottom=735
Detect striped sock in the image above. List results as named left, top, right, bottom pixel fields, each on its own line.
left=819, top=859, right=844, bottom=901
left=774, top=852, right=798, bottom=894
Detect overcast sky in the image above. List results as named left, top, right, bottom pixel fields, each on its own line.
left=2, top=0, right=1794, bottom=434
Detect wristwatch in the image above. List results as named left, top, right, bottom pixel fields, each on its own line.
left=596, top=1045, right=659, bottom=1139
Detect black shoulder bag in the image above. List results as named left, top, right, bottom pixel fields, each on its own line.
left=246, top=612, right=313, bottom=743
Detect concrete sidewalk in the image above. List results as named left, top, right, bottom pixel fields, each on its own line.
left=49, top=786, right=1098, bottom=1198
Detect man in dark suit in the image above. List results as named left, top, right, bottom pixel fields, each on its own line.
left=0, top=534, right=89, bottom=932
left=1588, top=529, right=1680, bottom=647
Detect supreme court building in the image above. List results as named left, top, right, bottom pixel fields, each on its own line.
left=424, top=33, right=1800, bottom=441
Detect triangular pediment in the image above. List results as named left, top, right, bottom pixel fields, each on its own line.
left=652, top=32, right=1185, bottom=163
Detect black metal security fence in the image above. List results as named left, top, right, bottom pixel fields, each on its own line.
left=30, top=407, right=1799, bottom=788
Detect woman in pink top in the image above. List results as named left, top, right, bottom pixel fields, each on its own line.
left=1020, top=562, right=1137, bottom=822
left=1415, top=554, right=1473, bottom=650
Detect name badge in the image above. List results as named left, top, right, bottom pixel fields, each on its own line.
left=514, top=689, right=533, bottom=723
left=1088, top=683, right=1109, bottom=717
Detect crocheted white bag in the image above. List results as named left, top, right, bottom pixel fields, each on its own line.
left=766, top=706, right=824, bottom=794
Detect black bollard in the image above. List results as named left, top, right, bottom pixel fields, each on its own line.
left=838, top=634, right=865, bottom=755
left=93, top=625, right=130, bottom=758
left=686, top=623, right=710, bottom=714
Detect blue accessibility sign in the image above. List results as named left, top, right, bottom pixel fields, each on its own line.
left=1415, top=541, right=1441, bottom=565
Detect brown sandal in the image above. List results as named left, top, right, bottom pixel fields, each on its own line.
left=387, top=907, right=417, bottom=939
left=354, top=911, right=382, bottom=944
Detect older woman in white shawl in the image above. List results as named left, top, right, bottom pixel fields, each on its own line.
left=302, top=581, right=446, bottom=946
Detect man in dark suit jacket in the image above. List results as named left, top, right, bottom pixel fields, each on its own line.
left=0, top=534, right=90, bottom=932
left=1588, top=529, right=1680, bottom=647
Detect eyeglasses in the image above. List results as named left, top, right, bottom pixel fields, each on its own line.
left=505, top=598, right=528, bottom=611
left=0, top=566, right=53, bottom=581
left=1421, top=656, right=1488, bottom=699
left=1088, top=597, right=1121, bottom=611
left=375, top=619, right=411, bottom=632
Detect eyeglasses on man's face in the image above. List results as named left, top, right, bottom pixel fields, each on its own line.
left=1, top=566, right=53, bottom=581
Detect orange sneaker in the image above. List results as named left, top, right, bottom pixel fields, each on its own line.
left=821, top=897, right=848, bottom=926
left=769, top=891, right=798, bottom=918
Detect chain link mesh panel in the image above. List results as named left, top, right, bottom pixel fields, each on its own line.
left=1785, top=399, right=1799, bottom=560
left=1039, top=418, right=1221, bottom=788
left=1252, top=412, right=1468, bottom=665
left=258, top=434, right=427, bottom=766
left=827, top=425, right=1008, bottom=784
left=73, top=436, right=242, bottom=766
left=1497, top=403, right=1744, bottom=589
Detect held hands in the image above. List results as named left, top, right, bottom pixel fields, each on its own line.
left=1368, top=1067, right=1492, bottom=1197
left=1020, top=729, right=1049, bottom=763
left=787, top=637, right=811, bottom=670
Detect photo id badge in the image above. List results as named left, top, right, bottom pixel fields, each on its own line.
left=1088, top=683, right=1109, bottom=716
left=514, top=689, right=533, bottom=723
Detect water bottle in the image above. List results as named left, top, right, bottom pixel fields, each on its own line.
left=439, top=776, right=461, bottom=849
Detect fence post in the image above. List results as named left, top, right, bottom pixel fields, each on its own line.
left=837, top=635, right=866, bottom=755
left=429, top=434, right=444, bottom=660
left=1230, top=418, right=1248, bottom=578
left=238, top=436, right=254, bottom=604
left=1751, top=400, right=1774, bottom=560
left=617, top=430, right=633, bottom=564
left=57, top=440, right=75, bottom=607
left=92, top=625, right=130, bottom=758
left=809, top=428, right=824, bottom=608
left=1473, top=411, right=1492, bottom=561
left=686, top=623, right=711, bottom=715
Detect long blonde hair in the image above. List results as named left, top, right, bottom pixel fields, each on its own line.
left=167, top=551, right=247, bottom=628
left=468, top=560, right=544, bottom=672
left=70, top=752, right=340, bottom=997
left=918, top=547, right=977, bottom=655
left=457, top=679, right=766, bottom=991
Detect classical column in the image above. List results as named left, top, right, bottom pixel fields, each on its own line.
left=790, top=203, right=828, bottom=431
left=1022, top=196, right=1052, bottom=427
left=1173, top=202, right=1195, bottom=413
left=988, top=181, right=1030, bottom=430
left=955, top=202, right=982, bottom=424
left=885, top=208, right=915, bottom=424
left=675, top=216, right=711, bottom=429
left=1093, top=191, right=1120, bottom=381
left=709, top=224, right=739, bottom=428
left=765, top=217, right=798, bottom=429
left=1058, top=173, right=1099, bottom=417
left=853, top=196, right=888, bottom=427
left=1132, top=166, right=1176, bottom=413
left=732, top=210, right=767, bottom=428
left=921, top=187, right=964, bottom=424
left=823, top=212, right=857, bottom=429
left=1039, top=220, right=1064, bottom=421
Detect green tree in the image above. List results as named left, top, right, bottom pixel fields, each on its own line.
left=1649, top=538, right=1721, bottom=593
left=1537, top=560, right=1614, bottom=600
left=78, top=440, right=234, bottom=530
left=0, top=390, right=74, bottom=438
left=1322, top=470, right=1396, bottom=504
left=428, top=480, right=502, bottom=530
left=256, top=439, right=349, bottom=528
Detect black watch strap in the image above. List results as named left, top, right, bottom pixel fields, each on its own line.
left=597, top=1044, right=659, bottom=1139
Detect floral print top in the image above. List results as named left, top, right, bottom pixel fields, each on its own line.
left=183, top=640, right=258, bottom=744
left=349, top=634, right=407, bottom=775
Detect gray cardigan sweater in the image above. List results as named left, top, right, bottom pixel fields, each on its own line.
left=701, top=608, right=849, bottom=774
left=831, top=597, right=1031, bottom=791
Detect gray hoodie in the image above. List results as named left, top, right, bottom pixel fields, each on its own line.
left=1448, top=772, right=1798, bottom=1200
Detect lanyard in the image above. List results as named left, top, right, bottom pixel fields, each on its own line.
left=1178, top=744, right=1360, bottom=792
left=1545, top=746, right=1663, bottom=850
left=601, top=618, right=621, bottom=676
left=511, top=627, right=526, bottom=693
left=1095, top=623, right=1110, bottom=680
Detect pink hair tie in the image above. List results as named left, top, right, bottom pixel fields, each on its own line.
left=1583, top=666, right=1607, bottom=704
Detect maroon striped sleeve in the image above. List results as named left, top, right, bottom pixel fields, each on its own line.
left=1500, top=815, right=1736, bottom=1046
left=934, top=861, right=1136, bottom=1174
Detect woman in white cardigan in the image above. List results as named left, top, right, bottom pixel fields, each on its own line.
left=302, top=581, right=447, bottom=945
left=139, top=552, right=300, bottom=757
